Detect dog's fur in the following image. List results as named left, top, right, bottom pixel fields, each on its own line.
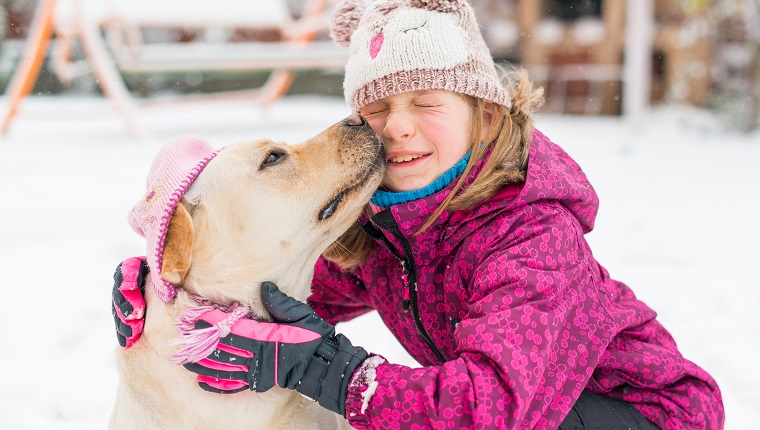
left=109, top=118, right=385, bottom=430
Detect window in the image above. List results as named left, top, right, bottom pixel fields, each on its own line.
left=544, top=0, right=603, bottom=21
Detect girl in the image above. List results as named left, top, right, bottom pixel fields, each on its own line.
left=113, top=0, right=724, bottom=428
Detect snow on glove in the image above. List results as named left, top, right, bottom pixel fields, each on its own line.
left=112, top=257, right=149, bottom=348
left=182, top=282, right=369, bottom=417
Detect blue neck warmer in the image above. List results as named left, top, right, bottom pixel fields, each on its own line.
left=371, top=152, right=472, bottom=208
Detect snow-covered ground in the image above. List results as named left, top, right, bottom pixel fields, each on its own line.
left=0, top=95, right=757, bottom=429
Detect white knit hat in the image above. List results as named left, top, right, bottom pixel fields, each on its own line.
left=329, top=0, right=510, bottom=112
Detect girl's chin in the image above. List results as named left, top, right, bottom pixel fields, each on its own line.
left=382, top=178, right=433, bottom=193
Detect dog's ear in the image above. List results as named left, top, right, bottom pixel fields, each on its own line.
left=161, top=201, right=194, bottom=285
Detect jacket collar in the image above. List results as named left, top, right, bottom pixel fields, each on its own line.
left=364, top=145, right=495, bottom=241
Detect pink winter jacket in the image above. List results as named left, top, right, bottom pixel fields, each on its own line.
left=308, top=130, right=724, bottom=430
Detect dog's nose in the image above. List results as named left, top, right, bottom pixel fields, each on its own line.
left=342, top=113, right=368, bottom=128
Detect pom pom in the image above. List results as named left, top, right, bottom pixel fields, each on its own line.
left=329, top=0, right=371, bottom=47
left=374, top=0, right=401, bottom=15
left=410, top=0, right=465, bottom=13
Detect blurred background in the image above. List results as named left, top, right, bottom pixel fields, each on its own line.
left=0, top=1, right=758, bottom=429
left=0, top=0, right=758, bottom=133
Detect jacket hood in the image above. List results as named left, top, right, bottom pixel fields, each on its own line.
left=503, top=129, right=599, bottom=233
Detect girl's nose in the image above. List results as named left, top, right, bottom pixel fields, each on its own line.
left=383, top=111, right=414, bottom=142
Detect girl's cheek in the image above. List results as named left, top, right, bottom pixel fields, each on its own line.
left=417, top=116, right=447, bottom=139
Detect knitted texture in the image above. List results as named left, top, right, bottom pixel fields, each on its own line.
left=127, top=135, right=223, bottom=303
left=329, top=0, right=510, bottom=111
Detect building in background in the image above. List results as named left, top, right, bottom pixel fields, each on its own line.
left=474, top=0, right=712, bottom=115
left=474, top=0, right=623, bottom=115
left=473, top=0, right=758, bottom=129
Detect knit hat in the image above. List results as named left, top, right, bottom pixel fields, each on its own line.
left=127, top=135, right=223, bottom=303
left=329, top=0, right=510, bottom=112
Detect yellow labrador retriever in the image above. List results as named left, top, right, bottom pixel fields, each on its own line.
left=110, top=116, right=384, bottom=429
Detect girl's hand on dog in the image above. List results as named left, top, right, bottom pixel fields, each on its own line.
left=110, top=261, right=370, bottom=417
left=183, top=282, right=369, bottom=417
left=112, top=257, right=149, bottom=348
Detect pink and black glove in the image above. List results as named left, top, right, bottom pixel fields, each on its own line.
left=112, top=257, right=149, bottom=348
left=183, top=282, right=368, bottom=417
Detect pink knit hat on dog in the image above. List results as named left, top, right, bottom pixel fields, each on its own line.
left=127, top=135, right=223, bottom=303
left=127, top=136, right=254, bottom=365
left=330, top=0, right=510, bottom=112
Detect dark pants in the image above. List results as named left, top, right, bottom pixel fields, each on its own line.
left=558, top=390, right=660, bottom=430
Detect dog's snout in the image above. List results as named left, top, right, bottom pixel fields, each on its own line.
left=342, top=113, right=368, bottom=128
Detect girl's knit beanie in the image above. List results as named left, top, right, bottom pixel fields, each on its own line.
left=329, top=0, right=510, bottom=112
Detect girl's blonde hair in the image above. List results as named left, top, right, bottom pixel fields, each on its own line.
left=323, top=68, right=544, bottom=268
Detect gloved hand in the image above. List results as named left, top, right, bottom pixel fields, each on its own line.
left=112, top=257, right=149, bottom=348
left=183, top=282, right=369, bottom=417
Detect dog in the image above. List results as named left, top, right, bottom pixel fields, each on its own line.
left=109, top=115, right=385, bottom=429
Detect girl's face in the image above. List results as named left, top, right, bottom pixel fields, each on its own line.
left=360, top=90, right=489, bottom=193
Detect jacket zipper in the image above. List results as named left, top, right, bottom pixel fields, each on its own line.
left=362, top=211, right=446, bottom=364
left=395, top=233, right=445, bottom=363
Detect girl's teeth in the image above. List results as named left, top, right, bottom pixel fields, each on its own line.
left=390, top=154, right=422, bottom=163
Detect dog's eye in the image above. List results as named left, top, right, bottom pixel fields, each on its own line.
left=261, top=149, right=287, bottom=169
left=319, top=192, right=344, bottom=221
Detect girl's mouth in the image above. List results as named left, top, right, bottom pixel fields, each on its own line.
left=388, top=154, right=426, bottom=164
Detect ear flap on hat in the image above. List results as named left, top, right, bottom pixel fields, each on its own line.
left=329, top=0, right=371, bottom=47
left=161, top=200, right=194, bottom=285
left=410, top=0, right=465, bottom=12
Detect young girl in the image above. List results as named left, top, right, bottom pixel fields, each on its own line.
left=112, top=0, right=724, bottom=428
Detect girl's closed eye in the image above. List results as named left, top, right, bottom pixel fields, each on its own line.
left=361, top=103, right=388, bottom=116
left=414, top=98, right=446, bottom=111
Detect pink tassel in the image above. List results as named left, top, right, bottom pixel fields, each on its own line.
left=176, top=305, right=215, bottom=333
left=169, top=326, right=223, bottom=365
left=170, top=305, right=248, bottom=365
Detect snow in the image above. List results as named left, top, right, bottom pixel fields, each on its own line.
left=0, top=95, right=758, bottom=429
